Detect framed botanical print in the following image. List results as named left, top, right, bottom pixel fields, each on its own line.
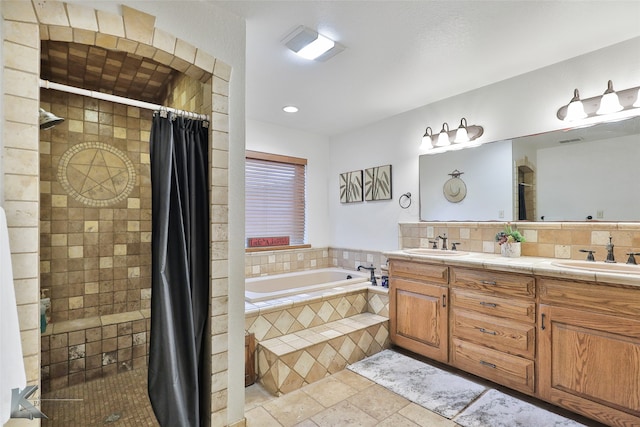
left=364, top=165, right=392, bottom=201
left=340, top=170, right=363, bottom=203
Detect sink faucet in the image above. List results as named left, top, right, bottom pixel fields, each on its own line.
left=438, top=234, right=448, bottom=250
left=579, top=249, right=596, bottom=262
left=627, top=252, right=640, bottom=265
left=357, top=264, right=377, bottom=286
left=605, top=235, right=615, bottom=263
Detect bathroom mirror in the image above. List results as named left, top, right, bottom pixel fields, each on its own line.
left=419, top=116, right=640, bottom=222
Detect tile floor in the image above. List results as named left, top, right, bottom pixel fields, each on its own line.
left=40, top=353, right=606, bottom=427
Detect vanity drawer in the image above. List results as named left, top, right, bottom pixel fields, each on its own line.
left=451, top=309, right=535, bottom=358
left=450, top=268, right=534, bottom=298
left=538, top=278, right=640, bottom=317
left=451, top=338, right=535, bottom=395
left=390, top=260, right=448, bottom=285
left=451, top=289, right=535, bottom=323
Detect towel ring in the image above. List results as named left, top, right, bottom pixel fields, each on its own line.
left=399, top=192, right=412, bottom=209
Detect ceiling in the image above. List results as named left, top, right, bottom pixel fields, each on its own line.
left=211, top=1, right=640, bottom=137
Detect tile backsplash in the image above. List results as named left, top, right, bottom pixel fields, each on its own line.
left=399, top=222, right=640, bottom=262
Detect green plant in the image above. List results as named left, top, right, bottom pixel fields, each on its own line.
left=495, top=223, right=525, bottom=245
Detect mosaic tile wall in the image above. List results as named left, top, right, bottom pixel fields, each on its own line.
left=40, top=89, right=153, bottom=323
left=399, top=222, right=640, bottom=261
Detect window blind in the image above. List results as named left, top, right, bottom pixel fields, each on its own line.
left=245, top=152, right=307, bottom=246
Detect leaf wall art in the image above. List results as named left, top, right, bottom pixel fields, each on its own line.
left=339, top=170, right=363, bottom=203
left=364, top=164, right=392, bottom=201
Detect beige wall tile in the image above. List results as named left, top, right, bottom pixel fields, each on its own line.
left=48, top=25, right=73, bottom=42
left=73, top=28, right=96, bottom=45
left=152, top=27, right=176, bottom=54
left=4, top=21, right=40, bottom=48
left=174, top=38, right=197, bottom=63
left=3, top=42, right=39, bottom=78
left=95, top=32, right=119, bottom=49
left=122, top=5, right=155, bottom=45
left=214, top=60, right=232, bottom=81
left=116, top=37, right=138, bottom=54
left=4, top=174, right=38, bottom=201
left=4, top=147, right=38, bottom=174
left=2, top=1, right=38, bottom=22
left=32, top=0, right=68, bottom=26
left=195, top=49, right=216, bottom=73
left=8, top=227, right=38, bottom=253
left=66, top=3, right=98, bottom=31
left=96, top=9, right=125, bottom=37
left=3, top=121, right=39, bottom=150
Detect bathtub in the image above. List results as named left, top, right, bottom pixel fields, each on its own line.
left=245, top=268, right=370, bottom=303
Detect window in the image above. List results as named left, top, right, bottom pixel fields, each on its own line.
left=245, top=151, right=307, bottom=250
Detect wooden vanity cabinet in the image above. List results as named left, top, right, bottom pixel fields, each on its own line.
left=389, top=260, right=449, bottom=362
left=450, top=267, right=536, bottom=394
left=538, top=278, right=640, bottom=427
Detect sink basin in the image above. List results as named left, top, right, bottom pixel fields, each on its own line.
left=403, top=248, right=469, bottom=256
left=551, top=260, right=640, bottom=275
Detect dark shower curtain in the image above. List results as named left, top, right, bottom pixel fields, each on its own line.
left=148, top=112, right=210, bottom=427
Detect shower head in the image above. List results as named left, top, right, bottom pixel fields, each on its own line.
left=39, top=108, right=64, bottom=130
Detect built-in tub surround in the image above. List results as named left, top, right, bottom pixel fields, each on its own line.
left=245, top=268, right=370, bottom=302
left=400, top=222, right=640, bottom=262
left=245, top=285, right=390, bottom=396
left=245, top=247, right=389, bottom=279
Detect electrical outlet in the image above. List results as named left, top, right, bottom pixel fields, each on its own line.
left=597, top=210, right=604, bottom=219
left=498, top=210, right=504, bottom=218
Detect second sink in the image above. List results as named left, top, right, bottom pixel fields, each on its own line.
left=551, top=260, right=640, bottom=275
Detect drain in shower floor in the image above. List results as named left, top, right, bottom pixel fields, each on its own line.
left=104, top=412, right=122, bottom=423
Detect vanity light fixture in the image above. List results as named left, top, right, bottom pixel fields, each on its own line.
left=421, top=127, right=434, bottom=149
left=419, top=118, right=484, bottom=151
left=565, top=89, right=588, bottom=120
left=435, top=123, right=451, bottom=147
left=557, top=80, right=640, bottom=121
left=283, top=25, right=344, bottom=61
left=596, top=80, right=623, bottom=115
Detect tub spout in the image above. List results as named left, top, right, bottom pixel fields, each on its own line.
left=357, top=265, right=377, bottom=286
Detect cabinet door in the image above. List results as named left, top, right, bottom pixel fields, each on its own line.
left=538, top=305, right=640, bottom=427
left=390, top=277, right=448, bottom=362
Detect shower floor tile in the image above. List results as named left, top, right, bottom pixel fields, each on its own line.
left=41, top=368, right=158, bottom=427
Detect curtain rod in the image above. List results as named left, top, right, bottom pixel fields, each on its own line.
left=39, top=79, right=209, bottom=122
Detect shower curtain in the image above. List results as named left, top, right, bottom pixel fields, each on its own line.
left=148, top=113, right=210, bottom=427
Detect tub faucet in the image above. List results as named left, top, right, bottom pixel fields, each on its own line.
left=357, top=264, right=377, bottom=286
left=605, top=236, right=615, bottom=263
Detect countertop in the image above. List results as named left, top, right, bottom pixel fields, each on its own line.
left=384, top=250, right=640, bottom=288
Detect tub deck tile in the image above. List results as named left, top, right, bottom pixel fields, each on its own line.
left=257, top=312, right=390, bottom=396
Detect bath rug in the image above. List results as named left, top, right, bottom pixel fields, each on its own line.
left=453, top=388, right=587, bottom=427
left=347, top=349, right=487, bottom=418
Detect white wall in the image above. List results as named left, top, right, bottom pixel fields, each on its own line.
left=246, top=119, right=331, bottom=247
left=419, top=140, right=512, bottom=221
left=328, top=37, right=640, bottom=252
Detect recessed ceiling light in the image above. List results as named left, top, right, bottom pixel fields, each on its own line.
left=283, top=106, right=299, bottom=113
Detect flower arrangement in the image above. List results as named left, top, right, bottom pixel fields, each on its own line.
left=495, top=223, right=525, bottom=245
